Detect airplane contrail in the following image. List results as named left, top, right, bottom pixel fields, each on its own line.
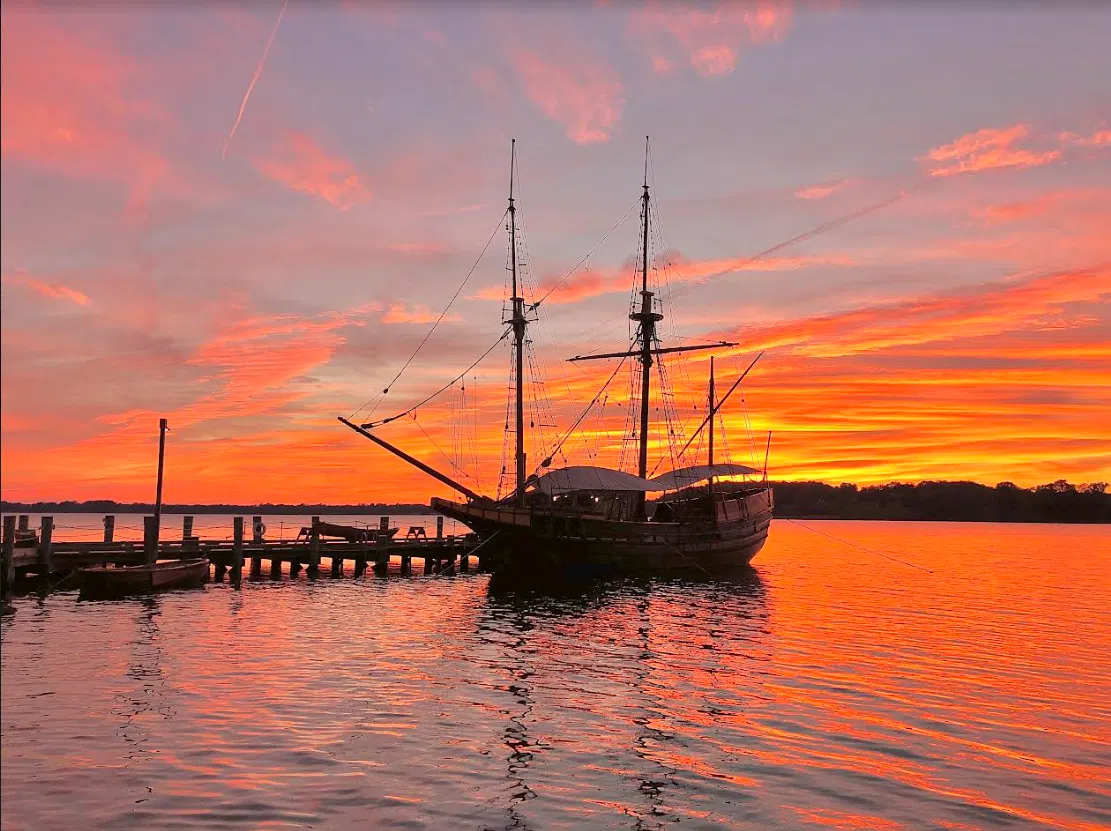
left=222, top=0, right=289, bottom=159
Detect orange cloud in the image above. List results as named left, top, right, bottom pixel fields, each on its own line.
left=253, top=132, right=371, bottom=208
left=631, top=1, right=794, bottom=78
left=921, top=124, right=1061, bottom=177
left=510, top=47, right=624, bottom=144
left=796, top=179, right=849, bottom=200
left=731, top=265, right=1110, bottom=358
left=5, top=272, right=91, bottom=306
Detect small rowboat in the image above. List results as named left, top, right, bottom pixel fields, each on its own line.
left=79, top=558, right=209, bottom=597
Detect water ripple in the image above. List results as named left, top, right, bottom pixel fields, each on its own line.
left=2, top=521, right=1109, bottom=830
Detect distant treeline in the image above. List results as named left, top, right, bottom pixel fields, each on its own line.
left=2, top=481, right=1108, bottom=523
left=767, top=480, right=1109, bottom=524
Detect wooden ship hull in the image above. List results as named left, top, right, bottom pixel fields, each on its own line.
left=79, top=558, right=209, bottom=597
left=432, top=487, right=772, bottom=575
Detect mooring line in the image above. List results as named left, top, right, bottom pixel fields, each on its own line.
left=782, top=518, right=934, bottom=573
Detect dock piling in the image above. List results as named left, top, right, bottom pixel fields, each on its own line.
left=436, top=516, right=444, bottom=540
left=103, top=515, right=115, bottom=543
left=232, top=517, right=244, bottom=580
left=38, top=516, right=55, bottom=574
left=3, top=516, right=15, bottom=602
left=308, top=521, right=321, bottom=577
left=252, top=516, right=263, bottom=544
left=142, top=516, right=156, bottom=565
left=18, top=515, right=29, bottom=532
left=183, top=516, right=194, bottom=539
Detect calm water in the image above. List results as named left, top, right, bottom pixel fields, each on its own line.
left=2, top=521, right=1109, bottom=830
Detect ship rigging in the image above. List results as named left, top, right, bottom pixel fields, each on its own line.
left=340, top=138, right=775, bottom=575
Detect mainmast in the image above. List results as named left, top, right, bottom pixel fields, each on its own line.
left=632, top=135, right=662, bottom=483
left=507, top=139, right=528, bottom=506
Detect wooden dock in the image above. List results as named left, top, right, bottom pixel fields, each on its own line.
left=1, top=513, right=483, bottom=599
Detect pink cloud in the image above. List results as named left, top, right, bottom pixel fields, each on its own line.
left=381, top=303, right=461, bottom=325
left=0, top=13, right=185, bottom=214
left=510, top=47, right=624, bottom=144
left=1059, top=129, right=1111, bottom=148
left=630, top=1, right=794, bottom=78
left=921, top=124, right=1061, bottom=177
left=795, top=178, right=849, bottom=200
left=253, top=132, right=372, bottom=208
left=5, top=271, right=91, bottom=306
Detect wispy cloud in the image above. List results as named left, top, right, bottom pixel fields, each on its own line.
left=1058, top=128, right=1111, bottom=148
left=510, top=46, right=624, bottom=144
left=253, top=132, right=371, bottom=208
left=475, top=251, right=855, bottom=305
left=921, top=124, right=1061, bottom=177
left=381, top=304, right=461, bottom=325
left=630, top=1, right=794, bottom=78
left=795, top=178, right=849, bottom=200
left=5, top=271, right=91, bottom=306
left=0, top=13, right=182, bottom=212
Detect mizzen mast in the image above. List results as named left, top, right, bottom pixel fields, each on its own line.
left=507, top=139, right=528, bottom=506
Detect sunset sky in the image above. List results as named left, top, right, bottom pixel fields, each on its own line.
left=2, top=2, right=1109, bottom=504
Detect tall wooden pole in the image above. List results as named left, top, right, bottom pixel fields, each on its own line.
left=154, top=418, right=168, bottom=558
left=708, top=356, right=715, bottom=500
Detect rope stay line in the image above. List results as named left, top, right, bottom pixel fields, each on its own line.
left=534, top=354, right=630, bottom=476
left=783, top=518, right=935, bottom=574
left=361, top=328, right=511, bottom=428
left=667, top=181, right=931, bottom=304
left=534, top=197, right=640, bottom=308
left=349, top=206, right=509, bottom=421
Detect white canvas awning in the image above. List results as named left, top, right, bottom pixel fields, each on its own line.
left=532, top=466, right=659, bottom=494
left=650, top=463, right=760, bottom=492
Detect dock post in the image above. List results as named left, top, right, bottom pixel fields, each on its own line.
left=142, top=516, right=156, bottom=566
left=183, top=516, right=194, bottom=539
left=102, top=515, right=115, bottom=543
left=373, top=533, right=388, bottom=573
left=252, top=516, right=263, bottom=544
left=37, top=516, right=54, bottom=574
left=3, top=516, right=15, bottom=602
left=18, top=515, right=29, bottom=532
left=308, top=523, right=321, bottom=578
left=436, top=516, right=444, bottom=540
left=459, top=536, right=470, bottom=572
left=250, top=547, right=262, bottom=579
left=330, top=530, right=343, bottom=577
left=354, top=543, right=366, bottom=577
left=232, top=517, right=244, bottom=581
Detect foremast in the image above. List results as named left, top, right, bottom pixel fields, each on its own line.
left=506, top=139, right=528, bottom=507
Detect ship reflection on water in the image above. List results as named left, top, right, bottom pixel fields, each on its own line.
left=479, top=568, right=769, bottom=830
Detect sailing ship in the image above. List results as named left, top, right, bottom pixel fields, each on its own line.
left=340, top=139, right=773, bottom=576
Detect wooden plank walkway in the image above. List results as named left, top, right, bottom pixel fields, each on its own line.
left=1, top=514, right=483, bottom=597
